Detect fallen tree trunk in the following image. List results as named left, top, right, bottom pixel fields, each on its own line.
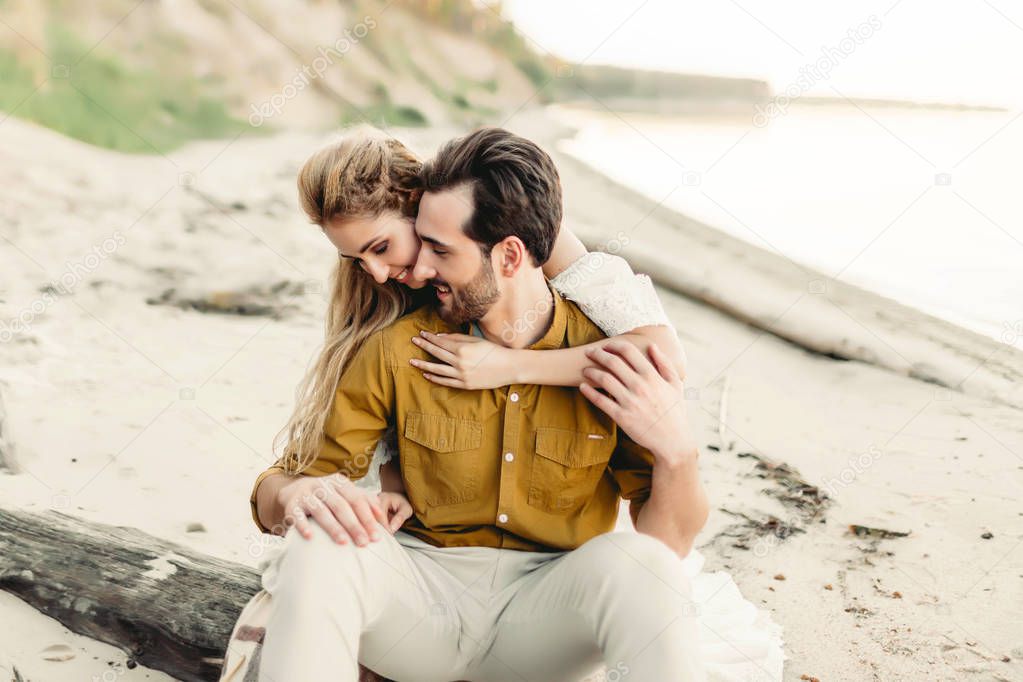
left=0, top=507, right=444, bottom=682
left=0, top=507, right=261, bottom=681
left=0, top=388, right=18, bottom=473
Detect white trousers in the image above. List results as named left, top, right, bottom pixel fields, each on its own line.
left=258, top=517, right=706, bottom=682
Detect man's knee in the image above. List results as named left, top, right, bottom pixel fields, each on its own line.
left=588, top=532, right=694, bottom=598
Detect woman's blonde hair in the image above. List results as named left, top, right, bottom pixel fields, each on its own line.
left=274, top=126, right=425, bottom=475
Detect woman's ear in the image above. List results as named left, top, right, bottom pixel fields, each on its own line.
left=494, top=236, right=528, bottom=276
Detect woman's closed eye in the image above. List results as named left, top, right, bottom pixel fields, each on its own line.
left=348, top=242, right=388, bottom=269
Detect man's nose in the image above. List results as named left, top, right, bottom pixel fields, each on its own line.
left=411, top=254, right=434, bottom=283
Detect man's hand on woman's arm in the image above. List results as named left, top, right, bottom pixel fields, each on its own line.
left=579, top=340, right=708, bottom=557
left=622, top=325, right=688, bottom=381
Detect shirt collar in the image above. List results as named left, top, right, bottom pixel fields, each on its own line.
left=528, top=280, right=568, bottom=351
left=465, top=280, right=567, bottom=351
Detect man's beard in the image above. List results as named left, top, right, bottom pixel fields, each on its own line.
left=434, top=256, right=500, bottom=326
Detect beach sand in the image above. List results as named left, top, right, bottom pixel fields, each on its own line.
left=0, top=113, right=1021, bottom=681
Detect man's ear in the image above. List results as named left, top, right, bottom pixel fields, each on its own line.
left=492, top=236, right=529, bottom=277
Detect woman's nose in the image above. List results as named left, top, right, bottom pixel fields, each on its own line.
left=364, top=260, right=389, bottom=285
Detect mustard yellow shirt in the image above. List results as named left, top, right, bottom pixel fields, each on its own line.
left=250, top=284, right=655, bottom=553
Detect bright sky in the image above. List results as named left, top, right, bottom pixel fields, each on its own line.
left=500, top=0, right=1023, bottom=109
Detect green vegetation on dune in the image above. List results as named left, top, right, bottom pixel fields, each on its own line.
left=338, top=82, right=428, bottom=128
left=0, top=1, right=533, bottom=150
left=0, top=1, right=766, bottom=154
left=339, top=102, right=428, bottom=128
left=0, top=23, right=246, bottom=153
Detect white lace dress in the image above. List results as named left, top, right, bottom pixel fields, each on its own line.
left=354, top=252, right=787, bottom=681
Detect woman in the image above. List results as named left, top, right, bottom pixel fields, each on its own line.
left=222, top=127, right=784, bottom=681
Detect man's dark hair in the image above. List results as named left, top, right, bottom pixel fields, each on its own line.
left=420, top=127, right=562, bottom=266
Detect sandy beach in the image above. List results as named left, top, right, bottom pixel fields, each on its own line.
left=1, top=110, right=1022, bottom=681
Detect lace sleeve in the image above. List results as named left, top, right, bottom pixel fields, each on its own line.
left=549, top=252, right=673, bottom=337
left=352, top=424, right=397, bottom=493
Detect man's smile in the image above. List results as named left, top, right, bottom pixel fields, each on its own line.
left=432, top=280, right=452, bottom=300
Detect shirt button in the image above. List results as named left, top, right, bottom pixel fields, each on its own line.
left=504, top=452, right=514, bottom=462
left=509, top=392, right=519, bottom=403
left=498, top=513, right=508, bottom=523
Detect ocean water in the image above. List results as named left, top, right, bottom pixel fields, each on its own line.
left=550, top=102, right=1023, bottom=349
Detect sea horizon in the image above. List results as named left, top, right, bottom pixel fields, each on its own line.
left=550, top=101, right=1023, bottom=350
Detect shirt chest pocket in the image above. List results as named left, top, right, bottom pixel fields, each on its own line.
left=403, top=411, right=483, bottom=507
left=527, top=426, right=614, bottom=515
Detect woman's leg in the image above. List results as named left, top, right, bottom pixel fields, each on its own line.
left=258, top=516, right=466, bottom=682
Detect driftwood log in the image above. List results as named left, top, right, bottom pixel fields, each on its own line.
left=0, top=388, right=18, bottom=473
left=0, top=507, right=397, bottom=682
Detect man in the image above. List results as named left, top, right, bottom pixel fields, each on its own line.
left=249, top=128, right=710, bottom=681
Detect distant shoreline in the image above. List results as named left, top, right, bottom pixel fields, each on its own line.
left=553, top=94, right=1010, bottom=118
left=787, top=94, right=1008, bottom=112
